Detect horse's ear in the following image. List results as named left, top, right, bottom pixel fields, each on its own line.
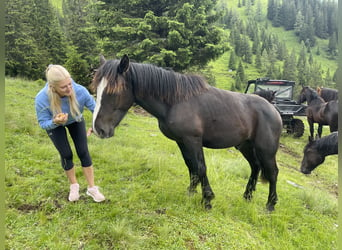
left=317, top=86, right=322, bottom=95
left=100, top=55, right=106, bottom=65
left=118, top=54, right=129, bottom=74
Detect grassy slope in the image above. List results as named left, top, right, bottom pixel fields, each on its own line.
left=5, top=78, right=337, bottom=249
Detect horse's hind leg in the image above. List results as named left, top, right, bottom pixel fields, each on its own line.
left=177, top=139, right=215, bottom=209
left=238, top=141, right=278, bottom=210
left=237, top=141, right=261, bottom=201
left=254, top=146, right=279, bottom=211
left=260, top=157, right=278, bottom=211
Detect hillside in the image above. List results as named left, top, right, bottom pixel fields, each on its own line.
left=5, top=77, right=337, bottom=249
left=47, top=0, right=338, bottom=92
left=209, top=0, right=338, bottom=90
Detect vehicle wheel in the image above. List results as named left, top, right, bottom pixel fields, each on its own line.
left=290, top=118, right=304, bottom=138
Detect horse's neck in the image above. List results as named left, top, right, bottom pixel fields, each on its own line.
left=317, top=136, right=338, bottom=156
left=307, top=94, right=324, bottom=105
left=135, top=98, right=169, bottom=119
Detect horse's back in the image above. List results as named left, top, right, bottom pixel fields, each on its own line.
left=319, top=87, right=338, bottom=102
left=172, top=88, right=282, bottom=149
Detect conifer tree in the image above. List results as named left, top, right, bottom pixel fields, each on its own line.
left=236, top=60, right=246, bottom=86
left=254, top=49, right=262, bottom=71
left=234, top=75, right=242, bottom=91
left=90, top=0, right=225, bottom=71
left=328, top=32, right=338, bottom=56
left=228, top=51, right=237, bottom=70
left=282, top=49, right=297, bottom=81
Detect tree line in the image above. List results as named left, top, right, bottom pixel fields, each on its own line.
left=267, top=0, right=338, bottom=52
left=5, top=0, right=338, bottom=89
left=5, top=0, right=225, bottom=85
left=218, top=0, right=338, bottom=91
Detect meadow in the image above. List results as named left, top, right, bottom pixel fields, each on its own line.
left=5, top=77, right=338, bottom=249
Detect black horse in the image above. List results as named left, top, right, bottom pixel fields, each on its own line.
left=253, top=89, right=276, bottom=103
left=317, top=87, right=338, bottom=102
left=300, top=132, right=338, bottom=174
left=91, top=55, right=283, bottom=211
left=298, top=86, right=338, bottom=139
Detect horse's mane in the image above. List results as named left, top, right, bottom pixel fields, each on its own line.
left=302, top=86, right=325, bottom=103
left=304, top=132, right=338, bottom=154
left=306, top=87, right=322, bottom=99
left=91, top=60, right=210, bottom=105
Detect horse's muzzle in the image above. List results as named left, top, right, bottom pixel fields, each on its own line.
left=93, top=126, right=114, bottom=138
left=300, top=168, right=311, bottom=175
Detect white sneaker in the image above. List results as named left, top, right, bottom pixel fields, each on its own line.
left=86, top=186, right=105, bottom=202
left=68, top=183, right=80, bottom=201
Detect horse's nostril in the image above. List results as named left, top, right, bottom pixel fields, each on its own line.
left=99, top=128, right=106, bottom=137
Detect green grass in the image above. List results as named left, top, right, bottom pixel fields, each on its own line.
left=5, top=77, right=337, bottom=249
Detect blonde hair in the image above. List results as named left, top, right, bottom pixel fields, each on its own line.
left=46, top=65, right=81, bottom=119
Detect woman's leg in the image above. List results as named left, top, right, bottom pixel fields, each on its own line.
left=66, top=120, right=93, bottom=187
left=67, top=120, right=105, bottom=202
left=46, top=127, right=79, bottom=201
left=82, top=165, right=95, bottom=188
left=65, top=167, right=77, bottom=184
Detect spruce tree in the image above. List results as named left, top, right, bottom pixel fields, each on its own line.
left=236, top=60, right=246, bottom=86
left=90, top=0, right=225, bottom=71
left=228, top=51, right=237, bottom=71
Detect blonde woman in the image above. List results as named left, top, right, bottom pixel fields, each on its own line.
left=35, top=65, right=105, bottom=202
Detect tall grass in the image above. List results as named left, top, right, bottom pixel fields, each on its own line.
left=5, top=77, right=337, bottom=249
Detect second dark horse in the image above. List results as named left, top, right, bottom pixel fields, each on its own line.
left=91, top=55, right=283, bottom=211
left=298, top=86, right=338, bottom=139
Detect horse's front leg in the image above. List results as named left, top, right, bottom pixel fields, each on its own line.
left=317, top=124, right=323, bottom=138
left=308, top=118, right=314, bottom=140
left=177, top=142, right=200, bottom=194
left=177, top=139, right=215, bottom=209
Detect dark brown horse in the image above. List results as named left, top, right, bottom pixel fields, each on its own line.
left=300, top=132, right=338, bottom=174
left=298, top=86, right=338, bottom=139
left=317, top=87, right=338, bottom=102
left=253, top=89, right=276, bottom=103
left=91, top=55, right=283, bottom=211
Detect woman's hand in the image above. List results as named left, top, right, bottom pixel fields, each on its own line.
left=87, top=127, right=93, bottom=137
left=53, top=113, right=68, bottom=125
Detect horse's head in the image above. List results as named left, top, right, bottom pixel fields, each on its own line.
left=91, top=55, right=134, bottom=138
left=297, top=86, right=309, bottom=104
left=300, top=137, right=324, bottom=174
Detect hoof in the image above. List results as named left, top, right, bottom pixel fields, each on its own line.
left=205, top=203, right=212, bottom=210
left=243, top=192, right=253, bottom=201
left=187, top=187, right=198, bottom=196
left=201, top=199, right=212, bottom=210
left=266, top=204, right=275, bottom=212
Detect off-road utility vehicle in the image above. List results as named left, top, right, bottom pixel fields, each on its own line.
left=245, top=78, right=307, bottom=137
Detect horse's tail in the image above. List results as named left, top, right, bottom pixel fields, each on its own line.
left=253, top=148, right=269, bottom=184
left=259, top=170, right=269, bottom=184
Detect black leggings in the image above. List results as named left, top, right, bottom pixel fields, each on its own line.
left=47, top=119, right=92, bottom=170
